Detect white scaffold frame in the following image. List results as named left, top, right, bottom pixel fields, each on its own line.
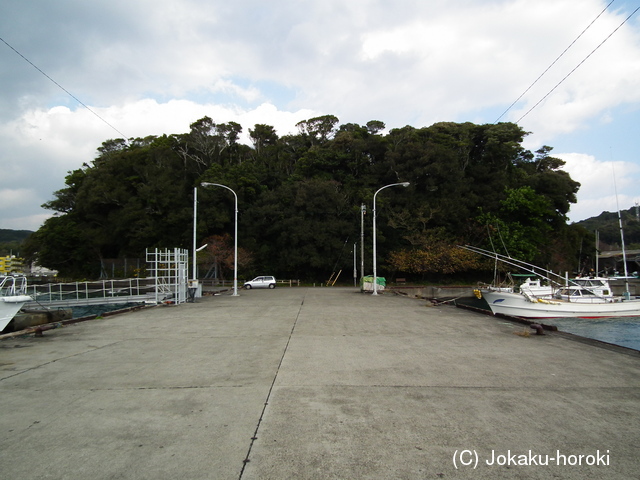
left=146, top=248, right=189, bottom=304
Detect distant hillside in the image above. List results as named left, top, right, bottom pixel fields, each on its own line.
left=575, top=206, right=640, bottom=248
left=0, top=229, right=33, bottom=243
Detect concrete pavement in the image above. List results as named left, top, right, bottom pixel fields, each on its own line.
left=1, top=287, right=638, bottom=479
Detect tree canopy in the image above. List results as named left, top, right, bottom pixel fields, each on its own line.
left=24, top=117, right=590, bottom=281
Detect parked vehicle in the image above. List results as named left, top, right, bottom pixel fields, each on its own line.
left=244, top=276, right=276, bottom=289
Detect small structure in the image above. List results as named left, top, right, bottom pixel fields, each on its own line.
left=597, top=249, right=640, bottom=277
left=361, top=275, right=385, bottom=293
left=0, top=255, right=25, bottom=275
left=146, top=248, right=189, bottom=304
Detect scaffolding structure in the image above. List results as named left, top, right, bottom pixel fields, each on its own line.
left=146, top=248, right=189, bottom=304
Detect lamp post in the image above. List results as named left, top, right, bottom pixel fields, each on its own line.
left=193, top=186, right=198, bottom=282
left=191, top=187, right=209, bottom=301
left=353, top=242, right=357, bottom=287
left=201, top=182, right=239, bottom=296
left=360, top=203, right=366, bottom=283
left=372, top=182, right=410, bottom=295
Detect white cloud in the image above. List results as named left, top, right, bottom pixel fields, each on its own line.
left=558, top=152, right=640, bottom=221
left=0, top=188, right=36, bottom=211
left=0, top=189, right=50, bottom=231
left=1, top=213, right=53, bottom=232
left=0, top=99, right=318, bottom=230
left=1, top=0, right=640, bottom=230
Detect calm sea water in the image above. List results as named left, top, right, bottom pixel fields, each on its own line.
left=546, top=317, right=640, bottom=351
left=71, top=303, right=139, bottom=319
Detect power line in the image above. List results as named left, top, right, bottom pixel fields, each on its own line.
left=516, top=6, right=639, bottom=123
left=495, top=0, right=616, bottom=123
left=0, top=36, right=130, bottom=140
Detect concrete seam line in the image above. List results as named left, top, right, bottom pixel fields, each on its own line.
left=0, top=341, right=123, bottom=382
left=238, top=291, right=307, bottom=479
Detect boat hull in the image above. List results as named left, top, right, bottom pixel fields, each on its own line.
left=481, top=290, right=640, bottom=319
left=1, top=295, right=32, bottom=331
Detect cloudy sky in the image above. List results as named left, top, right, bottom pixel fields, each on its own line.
left=1, top=0, right=639, bottom=231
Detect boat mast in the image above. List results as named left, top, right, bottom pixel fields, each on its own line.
left=613, top=165, right=631, bottom=299
left=616, top=209, right=630, bottom=298
left=595, top=230, right=599, bottom=276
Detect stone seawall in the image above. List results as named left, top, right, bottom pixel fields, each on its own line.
left=387, top=285, right=476, bottom=300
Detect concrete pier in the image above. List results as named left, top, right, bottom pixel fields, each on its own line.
left=1, top=288, right=638, bottom=479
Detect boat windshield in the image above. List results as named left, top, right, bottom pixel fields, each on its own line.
left=574, top=279, right=607, bottom=287
left=558, top=288, right=599, bottom=297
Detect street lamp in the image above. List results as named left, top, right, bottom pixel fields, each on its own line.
left=191, top=187, right=210, bottom=301
left=360, top=204, right=366, bottom=283
left=193, top=186, right=198, bottom=283
left=372, top=182, right=410, bottom=295
left=201, top=182, right=239, bottom=296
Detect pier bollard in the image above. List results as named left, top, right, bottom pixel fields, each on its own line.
left=530, top=324, right=545, bottom=335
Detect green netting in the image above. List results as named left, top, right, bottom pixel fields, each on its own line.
left=361, top=276, right=386, bottom=287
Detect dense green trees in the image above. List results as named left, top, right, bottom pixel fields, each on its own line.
left=24, top=117, right=589, bottom=281
left=0, top=229, right=33, bottom=257
left=576, top=208, right=640, bottom=249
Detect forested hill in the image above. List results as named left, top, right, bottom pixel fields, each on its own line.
left=575, top=207, right=640, bottom=248
left=0, top=229, right=33, bottom=243
left=0, top=229, right=33, bottom=256
left=23, top=116, right=591, bottom=280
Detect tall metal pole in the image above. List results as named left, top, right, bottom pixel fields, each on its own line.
left=233, top=193, right=238, bottom=297
left=353, top=243, right=357, bottom=287
left=360, top=204, right=365, bottom=282
left=201, top=183, right=239, bottom=296
left=192, top=187, right=197, bottom=281
left=372, top=196, right=378, bottom=295
left=372, top=182, right=410, bottom=295
left=595, top=230, right=599, bottom=277
left=612, top=167, right=630, bottom=299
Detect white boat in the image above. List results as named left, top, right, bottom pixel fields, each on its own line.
left=463, top=246, right=640, bottom=319
left=481, top=285, right=640, bottom=319
left=517, top=277, right=554, bottom=297
left=1, top=276, right=33, bottom=331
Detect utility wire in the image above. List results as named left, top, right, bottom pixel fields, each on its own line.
left=516, top=6, right=639, bottom=123
left=495, top=0, right=615, bottom=123
left=0, top=36, right=130, bottom=140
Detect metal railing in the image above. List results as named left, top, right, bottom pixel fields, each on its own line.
left=1, top=275, right=28, bottom=297
left=276, top=279, right=301, bottom=287
left=24, top=278, right=158, bottom=308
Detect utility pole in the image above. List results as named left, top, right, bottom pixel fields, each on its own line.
left=353, top=243, right=357, bottom=286
left=360, top=204, right=366, bottom=281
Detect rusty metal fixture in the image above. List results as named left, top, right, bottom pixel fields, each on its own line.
left=530, top=324, right=545, bottom=335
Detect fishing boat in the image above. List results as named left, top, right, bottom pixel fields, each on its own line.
left=463, top=246, right=640, bottom=319
left=481, top=283, right=640, bottom=319
left=0, top=276, right=33, bottom=331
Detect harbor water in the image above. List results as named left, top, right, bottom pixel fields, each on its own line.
left=546, top=316, right=640, bottom=351
left=70, top=302, right=141, bottom=319
left=455, top=296, right=640, bottom=351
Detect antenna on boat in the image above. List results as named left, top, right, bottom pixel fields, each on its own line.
left=496, top=224, right=511, bottom=258
left=595, top=230, right=599, bottom=277
left=484, top=224, right=503, bottom=286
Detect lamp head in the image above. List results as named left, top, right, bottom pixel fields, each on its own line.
left=401, top=182, right=410, bottom=187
